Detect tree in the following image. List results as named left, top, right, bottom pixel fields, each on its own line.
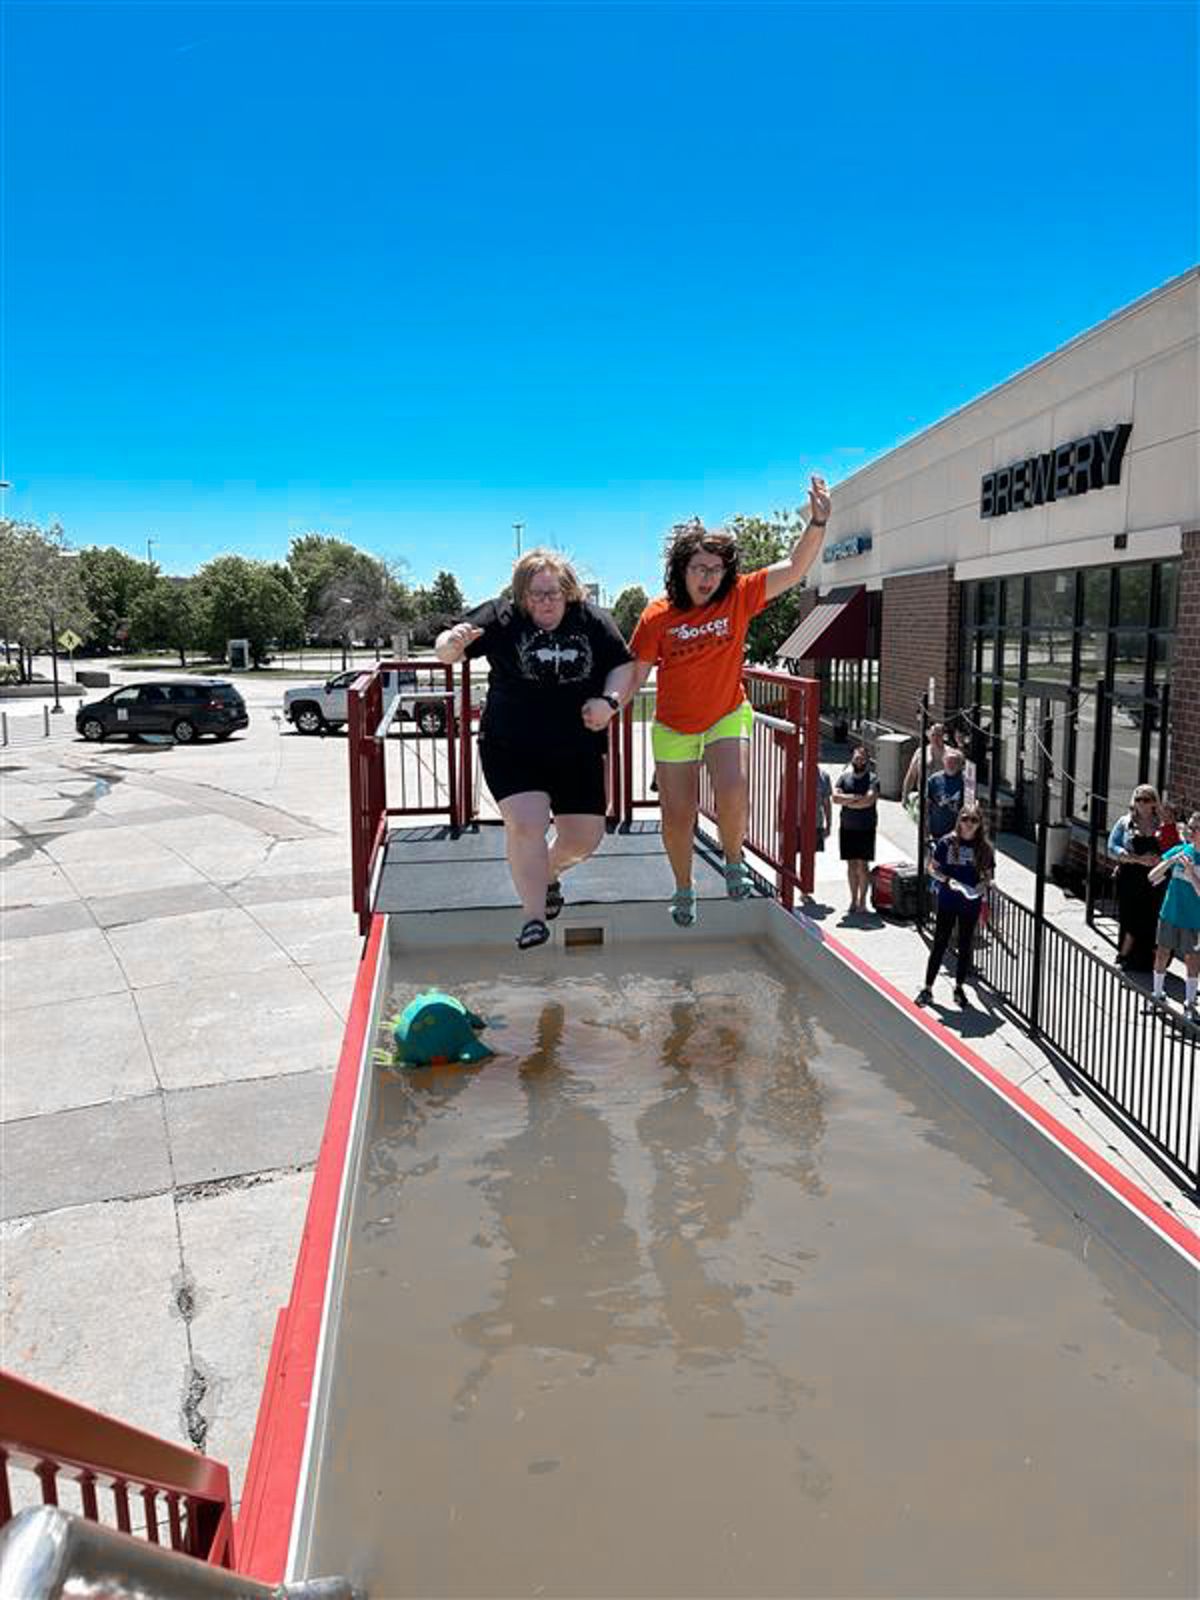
left=128, top=578, right=205, bottom=666
left=0, top=519, right=93, bottom=681
left=78, top=546, right=155, bottom=652
left=727, top=510, right=808, bottom=664
left=195, top=555, right=305, bottom=666
left=312, top=555, right=412, bottom=650
left=612, top=585, right=650, bottom=641
left=426, top=570, right=464, bottom=616
left=287, top=534, right=369, bottom=630
left=409, top=568, right=467, bottom=645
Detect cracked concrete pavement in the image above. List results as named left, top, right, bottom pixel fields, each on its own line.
left=1, top=673, right=365, bottom=1498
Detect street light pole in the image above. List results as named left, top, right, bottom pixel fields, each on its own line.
left=49, top=610, right=62, bottom=712
left=48, top=548, right=80, bottom=713
left=513, top=522, right=524, bottom=560
left=146, top=537, right=157, bottom=568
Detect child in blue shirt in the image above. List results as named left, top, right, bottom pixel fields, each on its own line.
left=1147, top=811, right=1200, bottom=1017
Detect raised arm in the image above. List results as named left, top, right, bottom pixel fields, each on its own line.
left=763, top=474, right=832, bottom=601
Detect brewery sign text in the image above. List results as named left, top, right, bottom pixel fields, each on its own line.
left=980, top=423, right=1131, bottom=519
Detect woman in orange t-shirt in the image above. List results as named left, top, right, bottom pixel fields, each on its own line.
left=629, top=474, right=831, bottom=925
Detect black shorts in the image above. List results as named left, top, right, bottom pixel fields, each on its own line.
left=839, top=827, right=876, bottom=862
left=480, top=736, right=608, bottom=817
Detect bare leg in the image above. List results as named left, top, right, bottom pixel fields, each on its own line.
left=703, top=737, right=750, bottom=864
left=655, top=761, right=701, bottom=890
left=548, top=813, right=606, bottom=879
left=499, top=791, right=553, bottom=923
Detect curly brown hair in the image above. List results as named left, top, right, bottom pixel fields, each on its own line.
left=663, top=518, right=739, bottom=610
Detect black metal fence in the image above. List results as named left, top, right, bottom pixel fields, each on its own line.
left=969, top=884, right=1199, bottom=1191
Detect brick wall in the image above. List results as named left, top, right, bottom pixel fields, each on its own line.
left=1168, top=527, right=1200, bottom=810
left=879, top=569, right=960, bottom=732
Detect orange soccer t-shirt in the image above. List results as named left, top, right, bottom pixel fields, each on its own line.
left=631, top=569, right=769, bottom=734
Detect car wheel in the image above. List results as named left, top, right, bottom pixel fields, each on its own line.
left=416, top=702, right=446, bottom=736
left=293, top=704, right=325, bottom=735
left=172, top=718, right=198, bottom=744
left=80, top=718, right=106, bottom=742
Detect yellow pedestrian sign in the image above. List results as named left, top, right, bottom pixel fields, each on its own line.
left=59, top=629, right=83, bottom=652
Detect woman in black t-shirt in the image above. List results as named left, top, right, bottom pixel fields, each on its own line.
left=436, top=550, right=635, bottom=949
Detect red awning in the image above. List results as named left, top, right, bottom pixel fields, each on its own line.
left=777, top=585, right=869, bottom=661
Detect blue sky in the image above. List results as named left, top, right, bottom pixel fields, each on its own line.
left=3, top=1, right=1196, bottom=603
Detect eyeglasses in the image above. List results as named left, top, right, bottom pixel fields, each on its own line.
left=686, top=561, right=725, bottom=580
left=959, top=817, right=980, bottom=827
left=527, top=587, right=564, bottom=603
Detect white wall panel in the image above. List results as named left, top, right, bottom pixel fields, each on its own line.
left=1126, top=434, right=1200, bottom=530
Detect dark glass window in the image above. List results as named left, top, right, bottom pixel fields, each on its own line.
left=1116, top=564, right=1151, bottom=627
left=956, top=556, right=1179, bottom=834
left=1083, top=568, right=1112, bottom=628
left=1030, top=570, right=1075, bottom=626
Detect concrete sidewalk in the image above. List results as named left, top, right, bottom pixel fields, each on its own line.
left=1, top=695, right=1196, bottom=1520
left=806, top=763, right=1198, bottom=1231
left=1, top=683, right=362, bottom=1499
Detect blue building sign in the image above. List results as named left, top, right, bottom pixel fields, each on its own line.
left=824, top=533, right=872, bottom=562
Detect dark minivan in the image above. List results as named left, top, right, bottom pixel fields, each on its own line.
left=76, top=680, right=249, bottom=744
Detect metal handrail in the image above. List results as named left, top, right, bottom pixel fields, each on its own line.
left=0, top=1508, right=363, bottom=1600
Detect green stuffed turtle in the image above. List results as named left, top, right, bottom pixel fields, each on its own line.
left=388, top=990, right=493, bottom=1067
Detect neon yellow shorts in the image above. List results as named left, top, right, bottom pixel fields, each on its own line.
left=652, top=701, right=754, bottom=763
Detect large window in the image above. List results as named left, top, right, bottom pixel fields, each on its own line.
left=816, top=658, right=880, bottom=729
left=958, top=560, right=1177, bottom=832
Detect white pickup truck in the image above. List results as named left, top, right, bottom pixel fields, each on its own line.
left=283, top=668, right=450, bottom=737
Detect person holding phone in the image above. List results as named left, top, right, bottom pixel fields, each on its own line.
left=916, top=803, right=994, bottom=1009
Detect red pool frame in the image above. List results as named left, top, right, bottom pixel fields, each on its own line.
left=235, top=909, right=1200, bottom=1582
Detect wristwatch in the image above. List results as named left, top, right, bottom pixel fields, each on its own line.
left=604, top=693, right=621, bottom=713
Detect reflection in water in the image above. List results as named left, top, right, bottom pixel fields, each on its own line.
left=452, top=1001, right=660, bottom=1414
left=640, top=995, right=751, bottom=1362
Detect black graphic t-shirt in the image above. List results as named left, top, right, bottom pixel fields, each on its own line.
left=462, top=598, right=632, bottom=751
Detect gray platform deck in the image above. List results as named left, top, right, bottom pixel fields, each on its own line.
left=374, top=821, right=749, bottom=915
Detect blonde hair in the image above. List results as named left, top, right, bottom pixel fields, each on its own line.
left=511, top=548, right=585, bottom=612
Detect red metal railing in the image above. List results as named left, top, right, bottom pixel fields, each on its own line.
left=0, top=1369, right=234, bottom=1567
left=348, top=660, right=466, bottom=934
left=349, top=660, right=819, bottom=926
left=611, top=669, right=819, bottom=908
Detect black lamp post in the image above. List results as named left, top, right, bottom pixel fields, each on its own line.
left=48, top=548, right=79, bottom=713
left=48, top=607, right=63, bottom=713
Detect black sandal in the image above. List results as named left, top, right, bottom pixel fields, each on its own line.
left=545, top=879, right=564, bottom=920
left=517, top=918, right=550, bottom=950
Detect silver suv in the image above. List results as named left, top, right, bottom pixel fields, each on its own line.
left=282, top=669, right=450, bottom=737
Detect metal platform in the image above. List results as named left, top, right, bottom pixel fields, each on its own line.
left=374, top=820, right=752, bottom=916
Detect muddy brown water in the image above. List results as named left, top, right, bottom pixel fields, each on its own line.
left=302, top=939, right=1197, bottom=1598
